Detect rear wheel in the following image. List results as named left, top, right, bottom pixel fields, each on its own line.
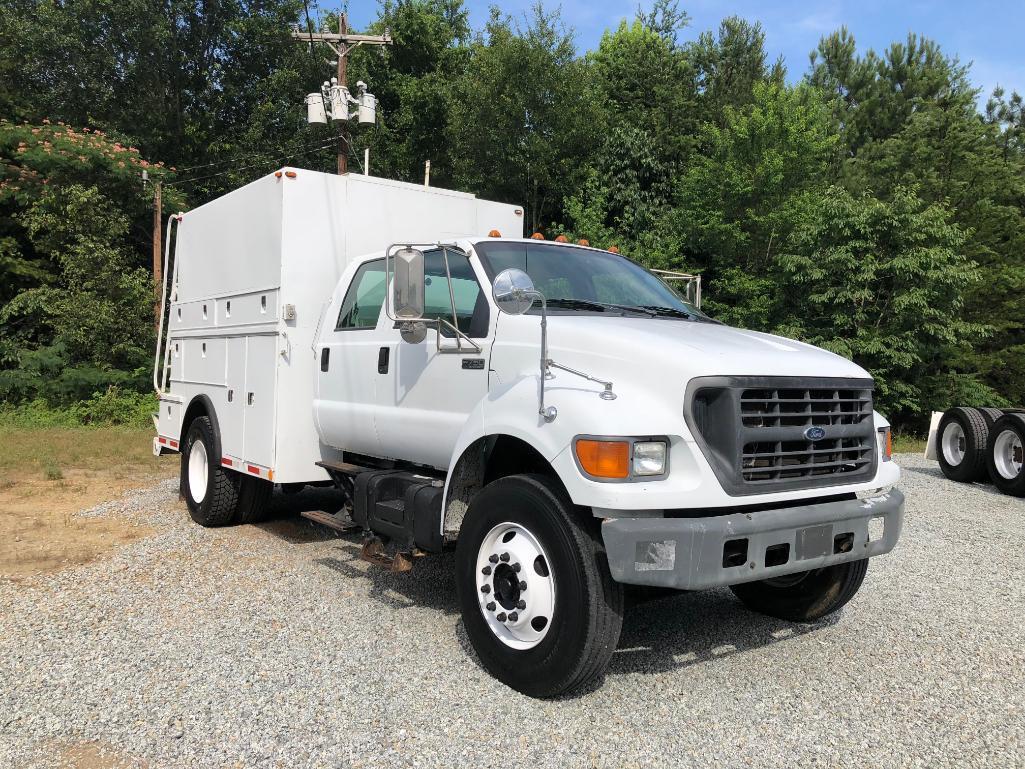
left=455, top=474, right=624, bottom=698
left=986, top=413, right=1025, bottom=496
left=235, top=475, right=273, bottom=523
left=730, top=559, right=869, bottom=622
left=181, top=416, right=241, bottom=526
left=936, top=407, right=989, bottom=482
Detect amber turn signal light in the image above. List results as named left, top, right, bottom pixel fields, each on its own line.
left=575, top=439, right=630, bottom=479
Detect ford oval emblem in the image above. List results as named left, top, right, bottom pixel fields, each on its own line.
left=804, top=426, right=827, bottom=442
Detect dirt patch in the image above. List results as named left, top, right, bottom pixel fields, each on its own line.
left=0, top=469, right=162, bottom=582
left=47, top=740, right=141, bottom=769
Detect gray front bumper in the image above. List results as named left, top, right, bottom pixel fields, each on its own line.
left=601, top=489, right=905, bottom=590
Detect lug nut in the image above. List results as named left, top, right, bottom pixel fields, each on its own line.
left=486, top=602, right=496, bottom=611
left=496, top=612, right=507, bottom=622
left=516, top=600, right=526, bottom=610
left=480, top=584, right=491, bottom=594
left=508, top=612, right=518, bottom=622
left=489, top=554, right=499, bottom=564
left=481, top=565, right=492, bottom=575
left=500, top=552, right=510, bottom=562
left=512, top=562, right=521, bottom=572
left=518, top=581, right=527, bottom=591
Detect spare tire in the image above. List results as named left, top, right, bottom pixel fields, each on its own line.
left=936, top=407, right=989, bottom=483
left=978, top=407, right=1005, bottom=428
left=986, top=413, right=1025, bottom=496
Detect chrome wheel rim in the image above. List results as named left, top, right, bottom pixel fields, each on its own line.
left=941, top=422, right=966, bottom=466
left=475, top=522, right=555, bottom=650
left=993, top=429, right=1023, bottom=480
left=188, top=438, right=209, bottom=503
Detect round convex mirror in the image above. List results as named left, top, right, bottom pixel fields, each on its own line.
left=492, top=268, right=536, bottom=315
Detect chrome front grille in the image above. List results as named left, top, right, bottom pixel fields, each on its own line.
left=687, top=377, right=877, bottom=496
left=739, top=385, right=873, bottom=484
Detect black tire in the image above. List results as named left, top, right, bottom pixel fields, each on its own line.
left=181, top=416, right=241, bottom=527
left=236, top=475, right=273, bottom=523
left=978, top=407, right=1004, bottom=428
left=986, top=413, right=1025, bottom=496
left=455, top=474, right=624, bottom=698
left=730, top=559, right=869, bottom=622
left=935, top=407, right=989, bottom=483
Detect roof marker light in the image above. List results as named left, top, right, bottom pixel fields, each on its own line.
left=531, top=232, right=545, bottom=240
left=554, top=235, right=569, bottom=242
left=608, top=245, right=620, bottom=253
left=274, top=171, right=282, bottom=178
left=284, top=170, right=297, bottom=178
left=577, top=239, right=590, bottom=246
left=488, top=229, right=502, bottom=237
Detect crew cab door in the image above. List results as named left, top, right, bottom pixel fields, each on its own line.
left=373, top=248, right=493, bottom=469
left=314, top=257, right=389, bottom=457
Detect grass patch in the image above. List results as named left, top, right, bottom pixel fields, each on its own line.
left=42, top=460, right=64, bottom=481
left=0, top=426, right=170, bottom=478
left=892, top=434, right=927, bottom=454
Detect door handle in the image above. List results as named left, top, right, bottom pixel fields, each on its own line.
left=378, top=346, right=390, bottom=374
left=320, top=347, right=330, bottom=372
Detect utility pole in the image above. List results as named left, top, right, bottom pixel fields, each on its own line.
left=291, top=13, right=391, bottom=175
left=152, top=181, right=162, bottom=330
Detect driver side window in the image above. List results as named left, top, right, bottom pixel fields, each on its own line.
left=335, top=259, right=386, bottom=330
left=422, top=250, right=488, bottom=338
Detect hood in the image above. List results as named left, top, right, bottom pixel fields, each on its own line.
left=531, top=315, right=869, bottom=381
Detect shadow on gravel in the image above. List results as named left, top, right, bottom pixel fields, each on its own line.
left=253, top=486, right=839, bottom=695
left=314, top=548, right=461, bottom=615
left=901, top=466, right=1010, bottom=498
left=606, top=589, right=839, bottom=678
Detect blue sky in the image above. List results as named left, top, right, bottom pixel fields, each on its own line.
left=347, top=0, right=1024, bottom=103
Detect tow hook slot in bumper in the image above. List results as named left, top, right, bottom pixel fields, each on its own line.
left=601, top=489, right=905, bottom=590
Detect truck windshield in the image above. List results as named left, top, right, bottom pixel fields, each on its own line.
left=474, top=241, right=706, bottom=320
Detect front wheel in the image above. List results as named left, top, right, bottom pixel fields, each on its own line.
left=729, top=559, right=869, bottom=622
left=455, top=475, right=624, bottom=698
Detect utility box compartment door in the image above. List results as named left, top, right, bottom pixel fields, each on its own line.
left=243, top=336, right=277, bottom=467
left=221, top=337, right=247, bottom=459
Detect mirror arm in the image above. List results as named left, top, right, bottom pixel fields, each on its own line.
left=440, top=246, right=462, bottom=352
left=519, top=289, right=616, bottom=423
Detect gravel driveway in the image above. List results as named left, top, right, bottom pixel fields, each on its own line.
left=1, top=454, right=1022, bottom=768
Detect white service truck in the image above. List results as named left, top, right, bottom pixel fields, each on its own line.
left=154, top=168, right=904, bottom=697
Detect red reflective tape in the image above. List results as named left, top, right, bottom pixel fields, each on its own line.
left=221, top=458, right=232, bottom=467
left=158, top=437, right=166, bottom=444
left=169, top=440, right=179, bottom=449
left=247, top=465, right=260, bottom=475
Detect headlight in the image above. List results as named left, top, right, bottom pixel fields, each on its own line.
left=632, top=441, right=667, bottom=476
left=574, top=437, right=669, bottom=481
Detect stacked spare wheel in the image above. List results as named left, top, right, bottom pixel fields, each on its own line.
left=934, top=407, right=1025, bottom=495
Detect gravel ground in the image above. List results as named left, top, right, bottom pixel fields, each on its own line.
left=1, top=454, right=1022, bottom=768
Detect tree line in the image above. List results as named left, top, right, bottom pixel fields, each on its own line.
left=1, top=0, right=1023, bottom=429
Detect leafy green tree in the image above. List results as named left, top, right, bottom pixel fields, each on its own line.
left=688, top=17, right=784, bottom=125
left=672, top=81, right=836, bottom=326
left=0, top=121, right=178, bottom=402
left=777, top=186, right=987, bottom=422
left=448, top=5, right=599, bottom=232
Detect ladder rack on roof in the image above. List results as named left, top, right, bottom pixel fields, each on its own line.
left=651, top=269, right=702, bottom=309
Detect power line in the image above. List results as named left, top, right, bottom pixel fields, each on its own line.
left=166, top=137, right=341, bottom=188
left=173, top=132, right=341, bottom=174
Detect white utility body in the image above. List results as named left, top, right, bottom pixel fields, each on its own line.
left=155, top=168, right=905, bottom=697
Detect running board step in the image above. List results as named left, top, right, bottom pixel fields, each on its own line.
left=300, top=509, right=361, bottom=533
left=315, top=459, right=372, bottom=477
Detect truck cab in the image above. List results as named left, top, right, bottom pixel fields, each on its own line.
left=156, top=170, right=903, bottom=698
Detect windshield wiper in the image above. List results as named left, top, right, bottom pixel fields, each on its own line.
left=546, top=298, right=657, bottom=317
left=638, top=304, right=693, bottom=319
